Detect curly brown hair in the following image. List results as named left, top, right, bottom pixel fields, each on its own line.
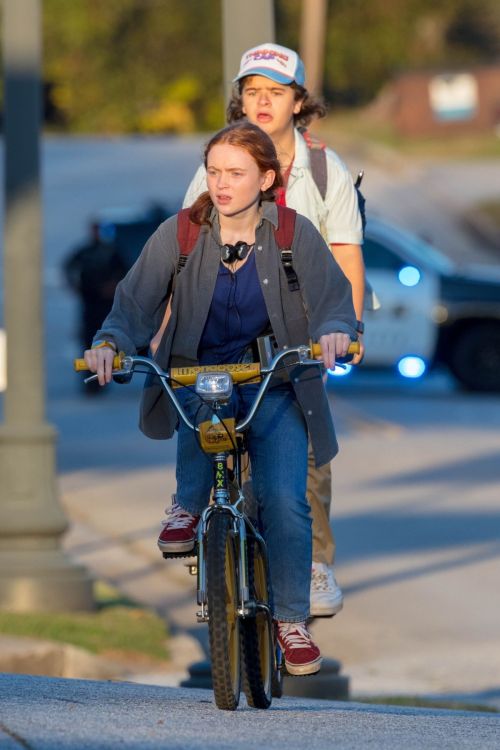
left=189, top=121, right=283, bottom=226
left=226, top=78, right=327, bottom=128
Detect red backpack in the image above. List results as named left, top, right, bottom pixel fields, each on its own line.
left=175, top=203, right=300, bottom=291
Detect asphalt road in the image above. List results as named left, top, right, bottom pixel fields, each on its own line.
left=1, top=674, right=499, bottom=750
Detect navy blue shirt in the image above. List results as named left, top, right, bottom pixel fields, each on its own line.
left=198, top=252, right=270, bottom=365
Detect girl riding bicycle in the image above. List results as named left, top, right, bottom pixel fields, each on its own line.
left=84, top=121, right=357, bottom=676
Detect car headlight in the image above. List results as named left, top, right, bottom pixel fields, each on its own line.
left=195, top=371, right=233, bottom=401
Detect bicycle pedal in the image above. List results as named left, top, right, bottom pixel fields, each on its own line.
left=161, top=547, right=197, bottom=560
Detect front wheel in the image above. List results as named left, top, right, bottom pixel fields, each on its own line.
left=206, top=511, right=241, bottom=711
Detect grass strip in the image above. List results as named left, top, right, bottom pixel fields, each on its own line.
left=318, top=111, right=500, bottom=160
left=356, top=695, right=498, bottom=713
left=0, top=582, right=168, bottom=661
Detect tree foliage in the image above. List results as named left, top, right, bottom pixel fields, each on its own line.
left=2, top=0, right=496, bottom=132
left=279, top=0, right=500, bottom=107
left=42, top=0, right=223, bottom=133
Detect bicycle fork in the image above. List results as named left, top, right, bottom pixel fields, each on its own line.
left=196, top=511, right=275, bottom=634
left=196, top=452, right=250, bottom=622
left=193, top=456, right=279, bottom=680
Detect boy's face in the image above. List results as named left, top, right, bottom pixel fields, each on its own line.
left=241, top=76, right=303, bottom=141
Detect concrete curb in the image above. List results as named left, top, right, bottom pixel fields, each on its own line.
left=0, top=634, right=121, bottom=680
left=0, top=630, right=206, bottom=683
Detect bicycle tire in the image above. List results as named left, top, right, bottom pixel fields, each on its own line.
left=206, top=511, right=241, bottom=711
left=240, top=537, right=274, bottom=708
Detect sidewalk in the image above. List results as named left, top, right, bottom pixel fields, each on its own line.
left=0, top=470, right=203, bottom=684
left=40, top=383, right=500, bottom=711
left=3, top=136, right=500, bottom=708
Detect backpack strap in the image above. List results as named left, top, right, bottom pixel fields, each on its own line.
left=275, top=205, right=299, bottom=292
left=176, top=207, right=201, bottom=271
left=300, top=127, right=367, bottom=239
left=170, top=207, right=202, bottom=301
left=176, top=205, right=300, bottom=292
left=299, top=127, right=327, bottom=201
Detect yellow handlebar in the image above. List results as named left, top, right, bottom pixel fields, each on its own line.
left=73, top=340, right=360, bottom=376
left=310, top=341, right=360, bottom=359
left=73, top=354, right=123, bottom=371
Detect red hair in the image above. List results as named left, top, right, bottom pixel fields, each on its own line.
left=189, top=122, right=283, bottom=225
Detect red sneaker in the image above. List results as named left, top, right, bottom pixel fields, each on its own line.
left=277, top=621, right=322, bottom=676
left=157, top=496, right=199, bottom=554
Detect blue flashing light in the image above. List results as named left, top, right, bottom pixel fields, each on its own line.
left=328, top=364, right=352, bottom=378
left=98, top=222, right=117, bottom=243
left=397, top=356, right=426, bottom=379
left=398, top=266, right=421, bottom=287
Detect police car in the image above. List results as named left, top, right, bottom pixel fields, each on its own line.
left=359, top=216, right=500, bottom=391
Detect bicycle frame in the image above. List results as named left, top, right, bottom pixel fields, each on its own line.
left=83, top=345, right=324, bottom=625
left=77, top=340, right=359, bottom=709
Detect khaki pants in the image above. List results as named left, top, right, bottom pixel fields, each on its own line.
left=241, top=440, right=335, bottom=567
left=307, top=443, right=335, bottom=566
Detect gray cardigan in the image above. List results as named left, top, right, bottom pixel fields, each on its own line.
left=94, top=201, right=357, bottom=466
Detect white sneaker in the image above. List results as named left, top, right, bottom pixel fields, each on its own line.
left=310, top=562, right=344, bottom=617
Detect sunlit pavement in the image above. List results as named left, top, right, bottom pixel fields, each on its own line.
left=2, top=674, right=499, bottom=750
left=1, top=137, right=500, bottom=716
left=320, top=368, right=500, bottom=706
left=52, top=359, right=500, bottom=709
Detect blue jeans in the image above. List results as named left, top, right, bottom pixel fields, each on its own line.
left=175, top=383, right=311, bottom=622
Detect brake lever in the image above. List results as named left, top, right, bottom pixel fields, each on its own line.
left=83, top=354, right=135, bottom=386
left=297, top=358, right=323, bottom=367
left=299, top=358, right=348, bottom=370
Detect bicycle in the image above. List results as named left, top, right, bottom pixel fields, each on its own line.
left=74, top=339, right=359, bottom=710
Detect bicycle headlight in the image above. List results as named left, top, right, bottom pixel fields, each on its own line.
left=195, top=371, right=233, bottom=401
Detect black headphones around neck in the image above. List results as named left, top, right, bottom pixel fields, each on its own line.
left=220, top=241, right=253, bottom=264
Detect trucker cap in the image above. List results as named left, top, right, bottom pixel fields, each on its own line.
left=234, top=43, right=305, bottom=87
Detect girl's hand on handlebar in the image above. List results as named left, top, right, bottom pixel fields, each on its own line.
left=83, top=346, right=116, bottom=386
left=318, top=333, right=352, bottom=371
left=350, top=334, right=365, bottom=365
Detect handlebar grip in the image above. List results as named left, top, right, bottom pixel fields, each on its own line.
left=310, top=340, right=360, bottom=359
left=73, top=354, right=123, bottom=372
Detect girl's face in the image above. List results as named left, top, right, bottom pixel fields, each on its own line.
left=206, top=143, right=275, bottom=218
left=241, top=75, right=302, bottom=142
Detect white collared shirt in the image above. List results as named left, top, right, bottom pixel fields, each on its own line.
left=183, top=128, right=363, bottom=247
